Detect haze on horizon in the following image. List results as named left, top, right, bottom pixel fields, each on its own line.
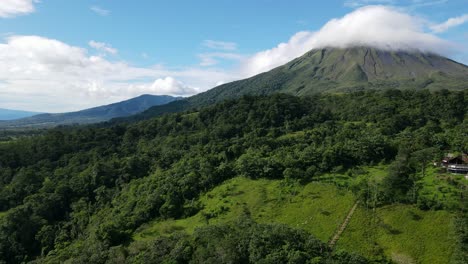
left=0, top=0, right=467, bottom=113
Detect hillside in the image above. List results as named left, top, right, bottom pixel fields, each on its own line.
left=0, top=94, right=179, bottom=128
left=191, top=47, right=468, bottom=104
left=131, top=47, right=468, bottom=121
left=0, top=108, right=42, bottom=121
left=0, top=90, right=466, bottom=263
left=133, top=175, right=459, bottom=264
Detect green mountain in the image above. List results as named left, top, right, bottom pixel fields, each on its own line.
left=0, top=94, right=179, bottom=128
left=132, top=47, right=468, bottom=120
left=193, top=47, right=468, bottom=103
left=0, top=108, right=42, bottom=121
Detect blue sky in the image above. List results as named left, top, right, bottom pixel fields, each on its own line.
left=0, top=0, right=467, bottom=112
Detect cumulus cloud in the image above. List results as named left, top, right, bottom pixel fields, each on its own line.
left=1, top=36, right=89, bottom=71
left=131, top=77, right=198, bottom=96
left=0, top=35, right=234, bottom=112
left=430, top=14, right=468, bottom=33
left=90, top=6, right=110, bottom=16
left=0, top=0, right=38, bottom=18
left=89, top=40, right=118, bottom=55
left=203, top=40, right=238, bottom=51
left=240, top=5, right=455, bottom=76
left=81, top=77, right=198, bottom=99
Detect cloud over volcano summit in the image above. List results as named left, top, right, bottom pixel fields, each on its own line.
left=241, top=6, right=455, bottom=76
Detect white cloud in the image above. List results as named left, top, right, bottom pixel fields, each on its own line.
left=199, top=40, right=243, bottom=66
left=344, top=0, right=395, bottom=8
left=0, top=35, right=235, bottom=112
left=240, top=6, right=455, bottom=77
left=90, top=6, right=110, bottom=16
left=198, top=52, right=244, bottom=66
left=81, top=77, right=198, bottom=99
left=0, top=0, right=38, bottom=18
left=408, top=0, right=448, bottom=8
left=1, top=36, right=89, bottom=70
left=131, top=77, right=198, bottom=96
left=345, top=0, right=449, bottom=9
left=203, top=40, right=238, bottom=51
left=430, top=14, right=468, bottom=33
left=89, top=40, right=118, bottom=55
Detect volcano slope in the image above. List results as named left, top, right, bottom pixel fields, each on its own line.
left=130, top=47, right=468, bottom=121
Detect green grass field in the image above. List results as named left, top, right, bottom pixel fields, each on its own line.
left=133, top=165, right=460, bottom=263
left=134, top=176, right=355, bottom=242
left=337, top=204, right=456, bottom=264
left=418, top=166, right=466, bottom=210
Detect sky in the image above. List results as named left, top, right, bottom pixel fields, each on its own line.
left=0, top=0, right=467, bottom=112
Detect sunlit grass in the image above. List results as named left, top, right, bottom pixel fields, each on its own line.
left=338, top=204, right=457, bottom=264
left=133, top=165, right=460, bottom=264
left=133, top=177, right=355, bottom=242
left=0, top=211, right=7, bottom=219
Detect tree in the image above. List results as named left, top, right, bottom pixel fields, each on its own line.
left=383, top=147, right=414, bottom=202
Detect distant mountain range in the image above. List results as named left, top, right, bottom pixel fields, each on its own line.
left=127, top=47, right=468, bottom=121
left=0, top=95, right=179, bottom=128
left=0, top=108, right=42, bottom=121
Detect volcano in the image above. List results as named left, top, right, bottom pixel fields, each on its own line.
left=190, top=47, right=468, bottom=106
left=132, top=47, right=467, bottom=120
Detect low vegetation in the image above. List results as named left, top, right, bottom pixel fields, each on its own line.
left=338, top=205, right=457, bottom=263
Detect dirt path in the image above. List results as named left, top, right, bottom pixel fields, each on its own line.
left=328, top=201, right=359, bottom=249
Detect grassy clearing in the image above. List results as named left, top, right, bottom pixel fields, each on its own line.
left=334, top=165, right=460, bottom=263
left=418, top=166, right=466, bottom=210
left=134, top=176, right=355, bottom=242
left=337, top=204, right=456, bottom=264
left=317, top=164, right=388, bottom=187
left=133, top=165, right=460, bottom=263
left=365, top=165, right=388, bottom=181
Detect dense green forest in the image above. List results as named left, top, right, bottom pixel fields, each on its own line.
left=0, top=129, right=46, bottom=142
left=0, top=89, right=467, bottom=263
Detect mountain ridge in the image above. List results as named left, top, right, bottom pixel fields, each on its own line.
left=0, top=94, right=180, bottom=128
left=0, top=108, right=43, bottom=121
